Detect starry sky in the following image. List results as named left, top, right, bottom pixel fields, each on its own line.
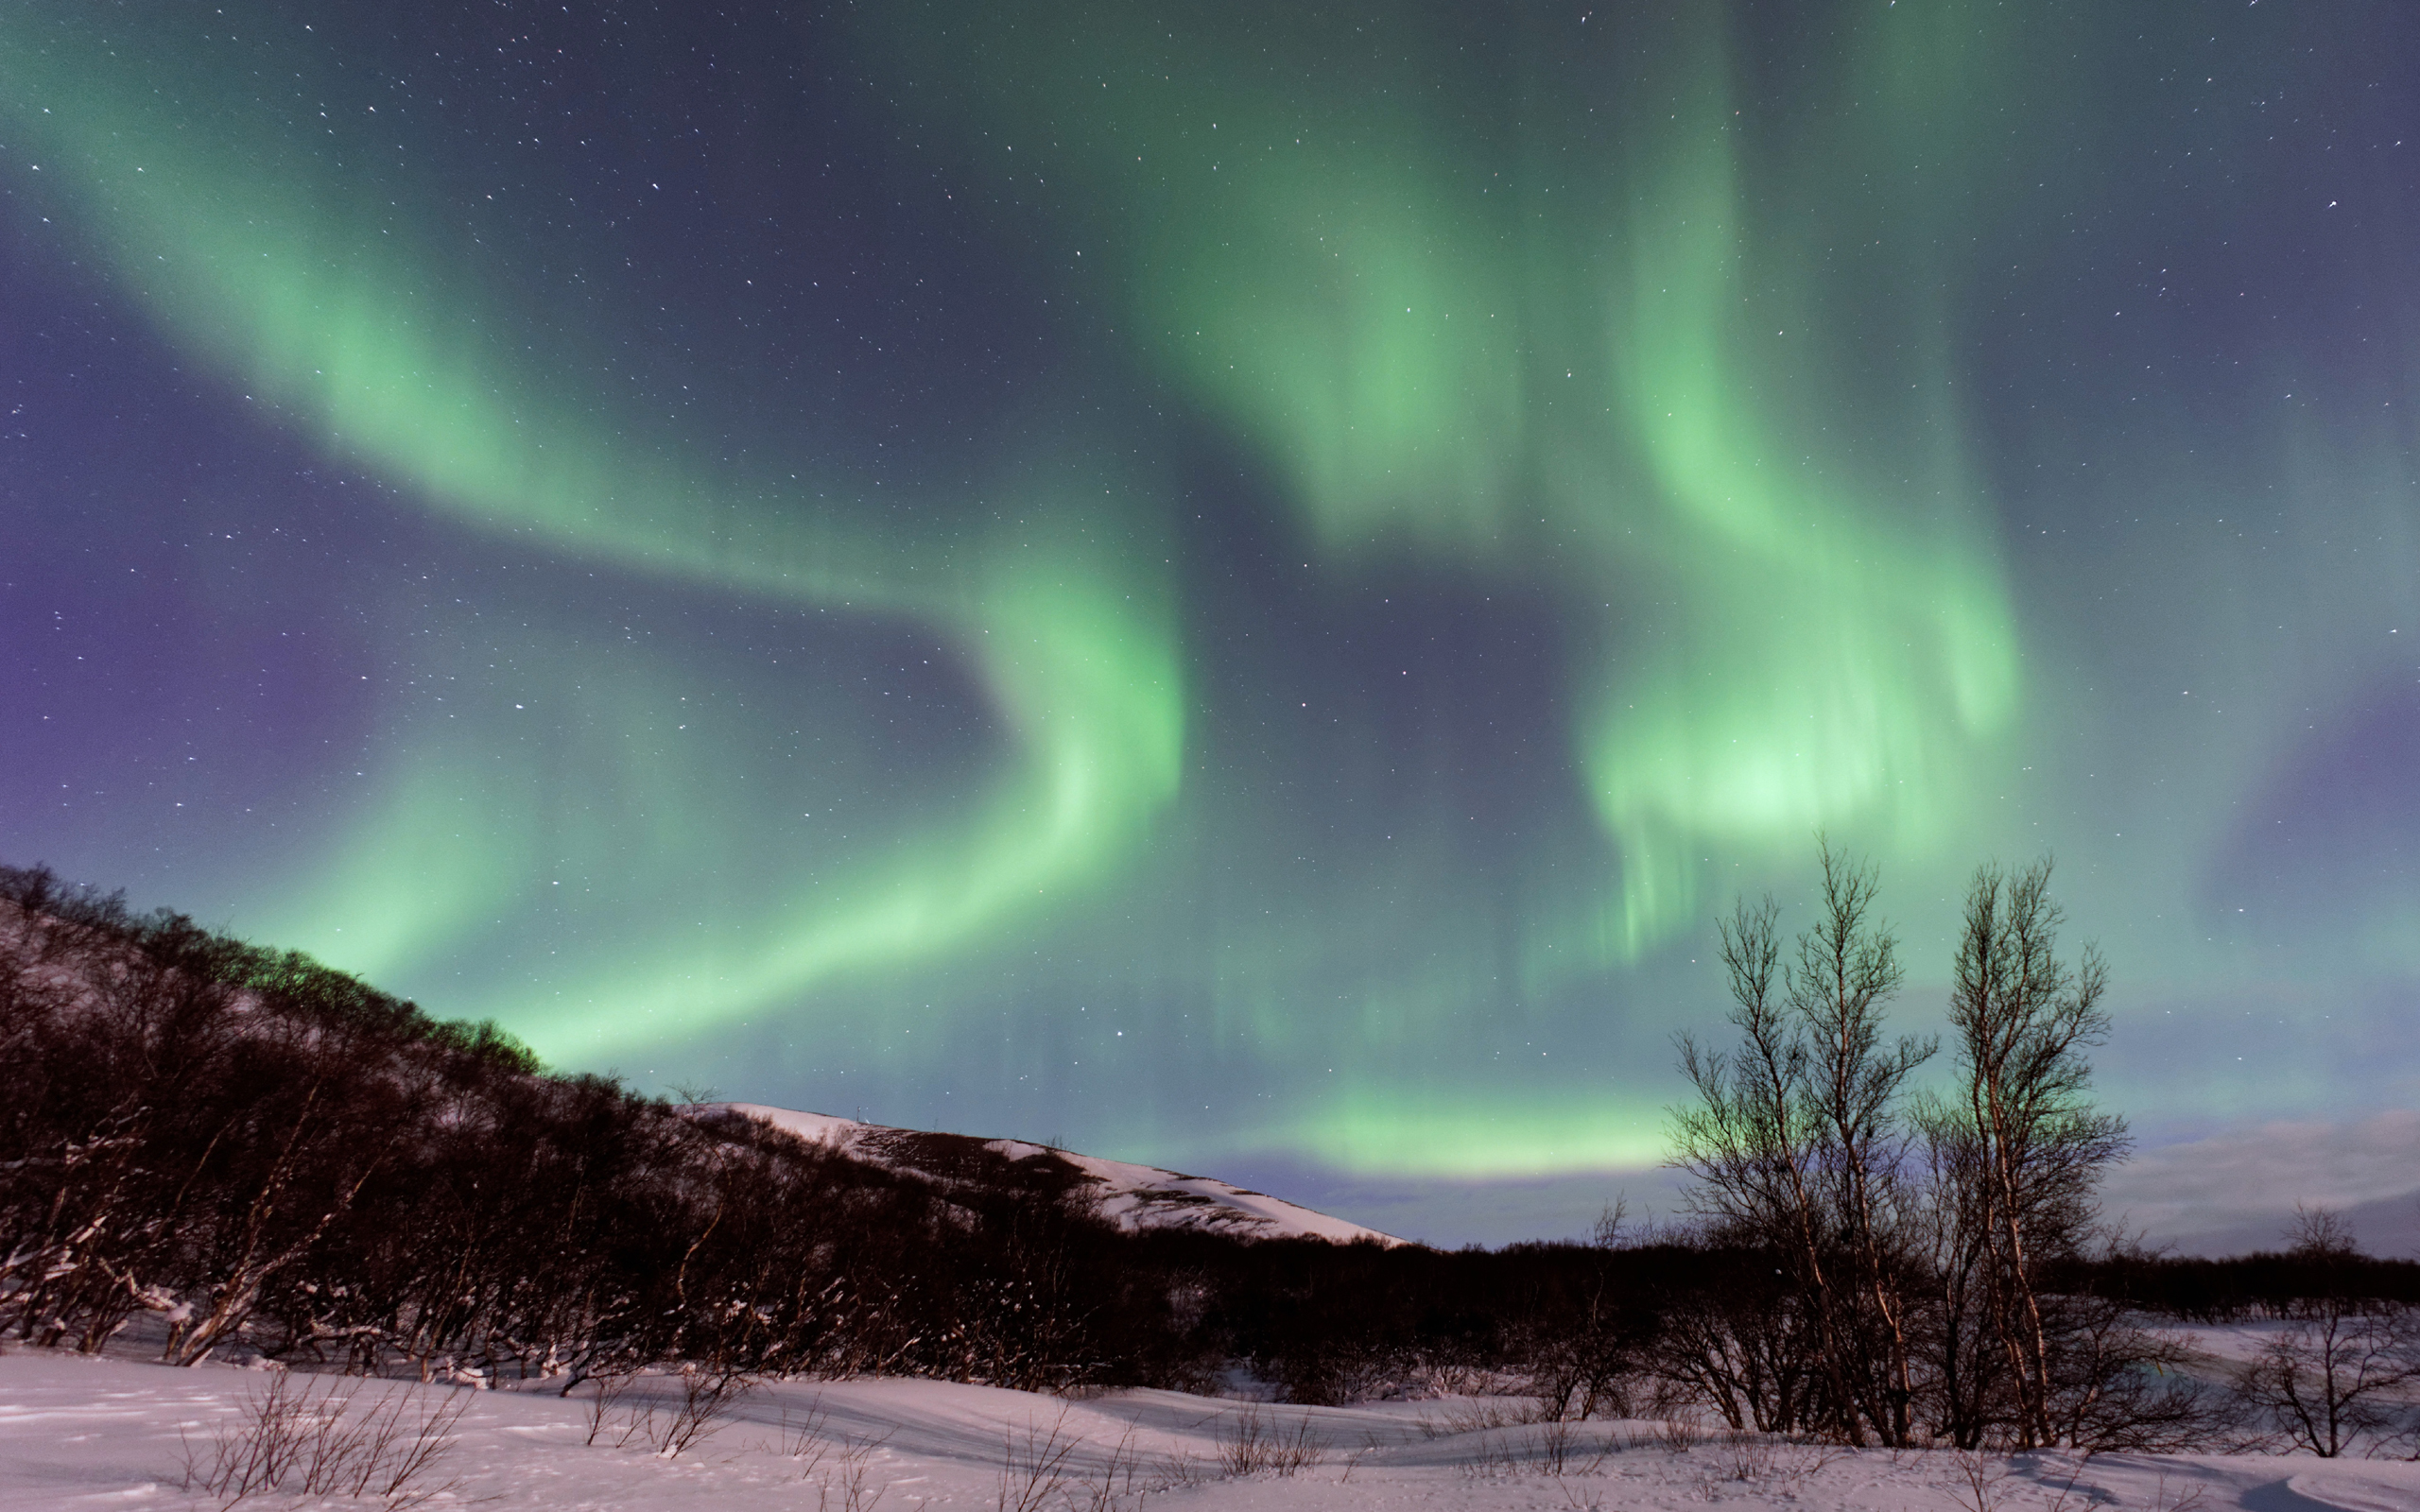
left=5, top=3, right=2417, bottom=1246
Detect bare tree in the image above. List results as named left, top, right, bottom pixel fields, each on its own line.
left=1668, top=841, right=1933, bottom=1445
left=1788, top=846, right=1933, bottom=1446
left=1937, top=857, right=2128, bottom=1449
left=2238, top=1208, right=2420, bottom=1456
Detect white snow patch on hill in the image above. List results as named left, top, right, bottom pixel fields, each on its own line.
left=710, top=1103, right=1405, bottom=1246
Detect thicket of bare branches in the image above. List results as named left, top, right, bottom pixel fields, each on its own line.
left=1669, top=847, right=1933, bottom=1445
left=2234, top=1210, right=2420, bottom=1457
left=1665, top=845, right=2222, bottom=1451
left=0, top=864, right=1187, bottom=1388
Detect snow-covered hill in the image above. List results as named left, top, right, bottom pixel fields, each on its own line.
left=700, top=1103, right=1406, bottom=1247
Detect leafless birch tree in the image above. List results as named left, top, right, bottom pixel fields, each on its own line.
left=1937, top=857, right=2128, bottom=1449
left=1668, top=842, right=1933, bottom=1445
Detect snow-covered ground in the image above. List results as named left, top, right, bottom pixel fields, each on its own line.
left=710, top=1104, right=1403, bottom=1246
left=6, top=1349, right=2417, bottom=1512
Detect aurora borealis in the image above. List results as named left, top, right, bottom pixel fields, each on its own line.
left=5, top=3, right=2417, bottom=1244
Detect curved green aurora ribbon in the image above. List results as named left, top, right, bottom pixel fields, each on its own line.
left=0, top=22, right=1184, bottom=1059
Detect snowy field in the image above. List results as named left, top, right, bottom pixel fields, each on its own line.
left=5, top=1349, right=2417, bottom=1512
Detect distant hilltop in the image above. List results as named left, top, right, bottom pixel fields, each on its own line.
left=696, top=1103, right=1408, bottom=1248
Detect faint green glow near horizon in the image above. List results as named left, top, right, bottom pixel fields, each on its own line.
left=1266, top=1089, right=1668, bottom=1179
left=0, top=28, right=1185, bottom=1059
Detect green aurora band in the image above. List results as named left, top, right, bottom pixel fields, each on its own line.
left=0, top=21, right=1187, bottom=1056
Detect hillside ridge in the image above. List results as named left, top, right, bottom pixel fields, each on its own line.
left=701, top=1103, right=1406, bottom=1247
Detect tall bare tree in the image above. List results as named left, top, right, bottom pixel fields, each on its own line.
left=1790, top=846, right=1935, bottom=1446
left=1668, top=841, right=1933, bottom=1445
left=1939, top=857, right=2127, bottom=1449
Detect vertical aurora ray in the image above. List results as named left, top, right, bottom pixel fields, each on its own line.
left=0, top=18, right=1184, bottom=1057
left=1583, top=10, right=2022, bottom=952
left=867, top=6, right=2022, bottom=961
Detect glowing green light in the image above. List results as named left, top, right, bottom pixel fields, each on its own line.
left=0, top=27, right=1184, bottom=1057
left=886, top=4, right=2022, bottom=967
left=1270, top=1087, right=1668, bottom=1179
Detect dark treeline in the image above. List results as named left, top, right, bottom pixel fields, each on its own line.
left=2047, top=1248, right=2420, bottom=1324
left=4, top=862, right=2414, bottom=1457
left=1160, top=1228, right=1675, bottom=1412
left=0, top=863, right=543, bottom=1076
